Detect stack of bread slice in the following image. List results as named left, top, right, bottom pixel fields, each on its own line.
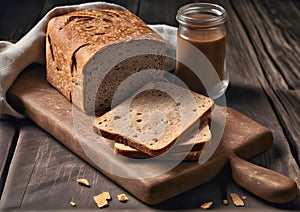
left=93, top=80, right=214, bottom=161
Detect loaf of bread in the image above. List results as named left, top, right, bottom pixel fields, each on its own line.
left=46, top=9, right=166, bottom=113
left=93, top=80, right=214, bottom=157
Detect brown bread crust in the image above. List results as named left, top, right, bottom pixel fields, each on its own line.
left=46, top=9, right=165, bottom=113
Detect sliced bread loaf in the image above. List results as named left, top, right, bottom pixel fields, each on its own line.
left=93, top=80, right=214, bottom=157
left=46, top=9, right=166, bottom=113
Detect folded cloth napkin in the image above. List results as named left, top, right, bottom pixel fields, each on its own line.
left=0, top=1, right=177, bottom=118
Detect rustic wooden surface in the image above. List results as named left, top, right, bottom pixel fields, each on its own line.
left=0, top=119, right=18, bottom=198
left=0, top=0, right=299, bottom=211
left=6, top=65, right=289, bottom=205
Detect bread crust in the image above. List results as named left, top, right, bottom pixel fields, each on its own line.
left=46, top=9, right=166, bottom=113
left=114, top=121, right=211, bottom=157
left=114, top=143, right=204, bottom=161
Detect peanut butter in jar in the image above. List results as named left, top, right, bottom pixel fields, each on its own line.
left=175, top=3, right=228, bottom=98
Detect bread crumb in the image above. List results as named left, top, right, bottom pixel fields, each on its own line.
left=200, top=201, right=213, bottom=209
left=242, top=195, right=247, bottom=200
left=95, top=199, right=108, bottom=208
left=223, top=199, right=229, bottom=205
left=93, top=192, right=111, bottom=208
left=230, top=193, right=245, bottom=207
left=70, top=201, right=76, bottom=207
left=76, top=178, right=90, bottom=187
left=117, top=193, right=128, bottom=202
left=102, top=191, right=112, bottom=200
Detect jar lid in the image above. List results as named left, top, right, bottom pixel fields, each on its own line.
left=176, top=3, right=227, bottom=27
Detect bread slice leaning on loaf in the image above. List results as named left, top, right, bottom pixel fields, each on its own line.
left=93, top=80, right=214, bottom=157
left=46, top=9, right=166, bottom=114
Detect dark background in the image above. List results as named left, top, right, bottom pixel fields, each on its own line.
left=0, top=0, right=221, bottom=41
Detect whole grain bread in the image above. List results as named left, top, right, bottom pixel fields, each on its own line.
left=46, top=9, right=166, bottom=113
left=93, top=80, right=214, bottom=157
left=114, top=121, right=211, bottom=155
left=114, top=143, right=203, bottom=161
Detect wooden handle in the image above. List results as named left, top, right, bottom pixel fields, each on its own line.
left=229, top=155, right=298, bottom=204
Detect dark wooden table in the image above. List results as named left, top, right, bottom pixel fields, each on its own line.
left=1, top=0, right=299, bottom=211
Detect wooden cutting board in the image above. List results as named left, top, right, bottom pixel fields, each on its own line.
left=7, top=64, right=297, bottom=205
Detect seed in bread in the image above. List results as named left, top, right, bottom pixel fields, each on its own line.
left=46, top=9, right=166, bottom=113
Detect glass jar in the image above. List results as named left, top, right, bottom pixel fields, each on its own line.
left=175, top=3, right=228, bottom=98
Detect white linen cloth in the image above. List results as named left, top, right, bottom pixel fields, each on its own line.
left=0, top=2, right=177, bottom=118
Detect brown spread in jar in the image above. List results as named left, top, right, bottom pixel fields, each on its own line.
left=175, top=3, right=228, bottom=98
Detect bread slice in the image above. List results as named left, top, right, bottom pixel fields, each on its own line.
left=114, top=121, right=211, bottom=156
left=114, top=143, right=203, bottom=161
left=93, top=80, right=214, bottom=157
left=46, top=9, right=166, bottom=114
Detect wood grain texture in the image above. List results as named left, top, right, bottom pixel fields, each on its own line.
left=211, top=1, right=300, bottom=184
left=229, top=0, right=300, bottom=166
left=230, top=155, right=298, bottom=204
left=276, top=90, right=300, bottom=163
left=1, top=114, right=299, bottom=210
left=0, top=120, right=149, bottom=210
left=7, top=65, right=291, bottom=206
left=0, top=120, right=17, bottom=199
left=171, top=0, right=300, bottom=205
